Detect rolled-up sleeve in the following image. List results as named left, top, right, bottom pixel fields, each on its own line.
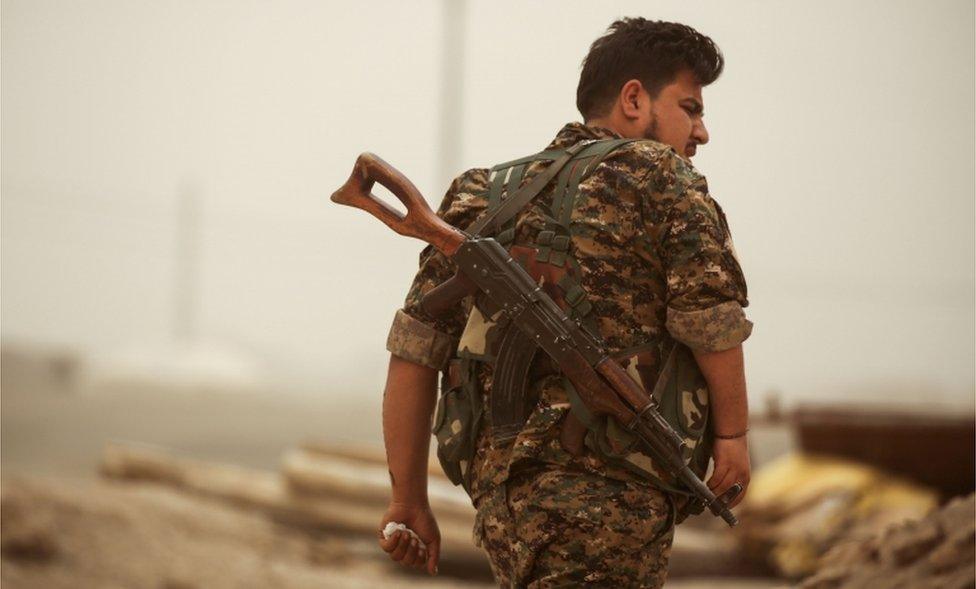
left=666, top=301, right=752, bottom=352
left=386, top=169, right=489, bottom=369
left=386, top=309, right=458, bottom=369
left=653, top=153, right=752, bottom=352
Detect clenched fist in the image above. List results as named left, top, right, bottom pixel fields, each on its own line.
left=378, top=501, right=441, bottom=576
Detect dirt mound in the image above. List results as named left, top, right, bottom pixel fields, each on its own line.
left=0, top=476, right=486, bottom=589
left=800, top=493, right=975, bottom=589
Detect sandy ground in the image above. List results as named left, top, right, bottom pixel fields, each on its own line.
left=2, top=475, right=492, bottom=589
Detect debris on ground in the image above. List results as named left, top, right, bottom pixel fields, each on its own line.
left=1, top=442, right=785, bottom=588
left=800, top=492, right=975, bottom=589
left=1, top=476, right=489, bottom=589
left=733, top=453, right=940, bottom=578
left=98, top=441, right=491, bottom=580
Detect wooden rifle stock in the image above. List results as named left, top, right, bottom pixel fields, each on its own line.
left=330, top=152, right=466, bottom=257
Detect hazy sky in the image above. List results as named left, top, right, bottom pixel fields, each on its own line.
left=2, top=0, right=974, bottom=407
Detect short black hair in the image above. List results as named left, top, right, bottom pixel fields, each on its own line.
left=576, top=18, right=724, bottom=120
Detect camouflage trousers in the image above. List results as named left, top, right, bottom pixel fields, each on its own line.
left=473, top=464, right=675, bottom=588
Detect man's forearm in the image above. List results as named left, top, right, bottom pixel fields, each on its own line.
left=383, top=353, right=439, bottom=505
left=692, top=344, right=748, bottom=436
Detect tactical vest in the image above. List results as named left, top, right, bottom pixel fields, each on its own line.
left=432, top=139, right=714, bottom=502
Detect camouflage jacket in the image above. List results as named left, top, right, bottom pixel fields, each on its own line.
left=387, top=122, right=752, bottom=502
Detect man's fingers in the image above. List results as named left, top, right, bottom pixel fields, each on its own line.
left=706, top=465, right=730, bottom=492
left=401, top=537, right=418, bottom=565
left=378, top=530, right=400, bottom=553
left=411, top=538, right=429, bottom=568
left=410, top=549, right=428, bottom=569
left=379, top=530, right=430, bottom=568
left=406, top=538, right=426, bottom=567
left=710, top=470, right=750, bottom=508
left=426, top=540, right=440, bottom=576
left=390, top=532, right=412, bottom=561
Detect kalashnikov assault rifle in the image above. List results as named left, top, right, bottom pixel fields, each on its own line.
left=331, top=152, right=741, bottom=527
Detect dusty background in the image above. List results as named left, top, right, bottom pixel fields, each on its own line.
left=2, top=1, right=973, bottom=587
left=3, top=0, right=973, bottom=405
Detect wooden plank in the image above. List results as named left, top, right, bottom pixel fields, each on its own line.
left=281, top=447, right=476, bottom=523
left=298, top=440, right=450, bottom=480
left=99, top=442, right=488, bottom=570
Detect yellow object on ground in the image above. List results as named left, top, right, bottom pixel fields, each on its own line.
left=734, top=453, right=938, bottom=578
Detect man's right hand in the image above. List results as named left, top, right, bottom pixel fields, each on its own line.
left=378, top=501, right=441, bottom=576
left=706, top=436, right=751, bottom=508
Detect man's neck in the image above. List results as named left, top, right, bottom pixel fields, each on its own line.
left=584, top=117, right=636, bottom=140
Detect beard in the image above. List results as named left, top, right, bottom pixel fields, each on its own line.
left=641, top=117, right=659, bottom=141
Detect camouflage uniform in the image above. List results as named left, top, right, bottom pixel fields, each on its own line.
left=388, top=123, right=751, bottom=587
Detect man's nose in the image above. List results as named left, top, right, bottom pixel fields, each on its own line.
left=693, top=120, right=709, bottom=145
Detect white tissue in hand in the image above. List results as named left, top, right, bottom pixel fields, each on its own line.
left=382, top=521, right=422, bottom=543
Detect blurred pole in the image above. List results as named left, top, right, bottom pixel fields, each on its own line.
left=436, top=0, right=467, bottom=193
left=175, top=180, right=200, bottom=343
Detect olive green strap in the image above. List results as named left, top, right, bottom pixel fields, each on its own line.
left=550, top=157, right=578, bottom=225
left=468, top=141, right=589, bottom=237
left=551, top=138, right=636, bottom=227
left=558, top=156, right=593, bottom=227
left=491, top=149, right=564, bottom=171
left=580, top=138, right=636, bottom=171
left=506, top=163, right=526, bottom=196
left=487, top=167, right=508, bottom=210
left=495, top=164, right=527, bottom=244
left=474, top=138, right=635, bottom=237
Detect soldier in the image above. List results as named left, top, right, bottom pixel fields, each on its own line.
left=378, top=18, right=752, bottom=587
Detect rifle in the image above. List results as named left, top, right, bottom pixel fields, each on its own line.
left=331, top=152, right=742, bottom=526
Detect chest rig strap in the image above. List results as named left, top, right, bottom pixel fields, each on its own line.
left=465, top=137, right=636, bottom=445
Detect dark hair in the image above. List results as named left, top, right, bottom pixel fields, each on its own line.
left=576, top=18, right=724, bottom=120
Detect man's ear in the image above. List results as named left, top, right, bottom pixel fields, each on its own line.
left=619, top=79, right=646, bottom=120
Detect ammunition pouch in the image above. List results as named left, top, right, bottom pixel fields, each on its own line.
left=431, top=358, right=483, bottom=493
left=566, top=342, right=714, bottom=521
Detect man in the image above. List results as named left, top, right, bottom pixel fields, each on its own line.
left=378, top=18, right=752, bottom=587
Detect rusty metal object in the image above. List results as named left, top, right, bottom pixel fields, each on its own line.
left=795, top=404, right=975, bottom=499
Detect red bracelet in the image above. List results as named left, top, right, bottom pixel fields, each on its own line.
left=715, top=428, right=749, bottom=440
